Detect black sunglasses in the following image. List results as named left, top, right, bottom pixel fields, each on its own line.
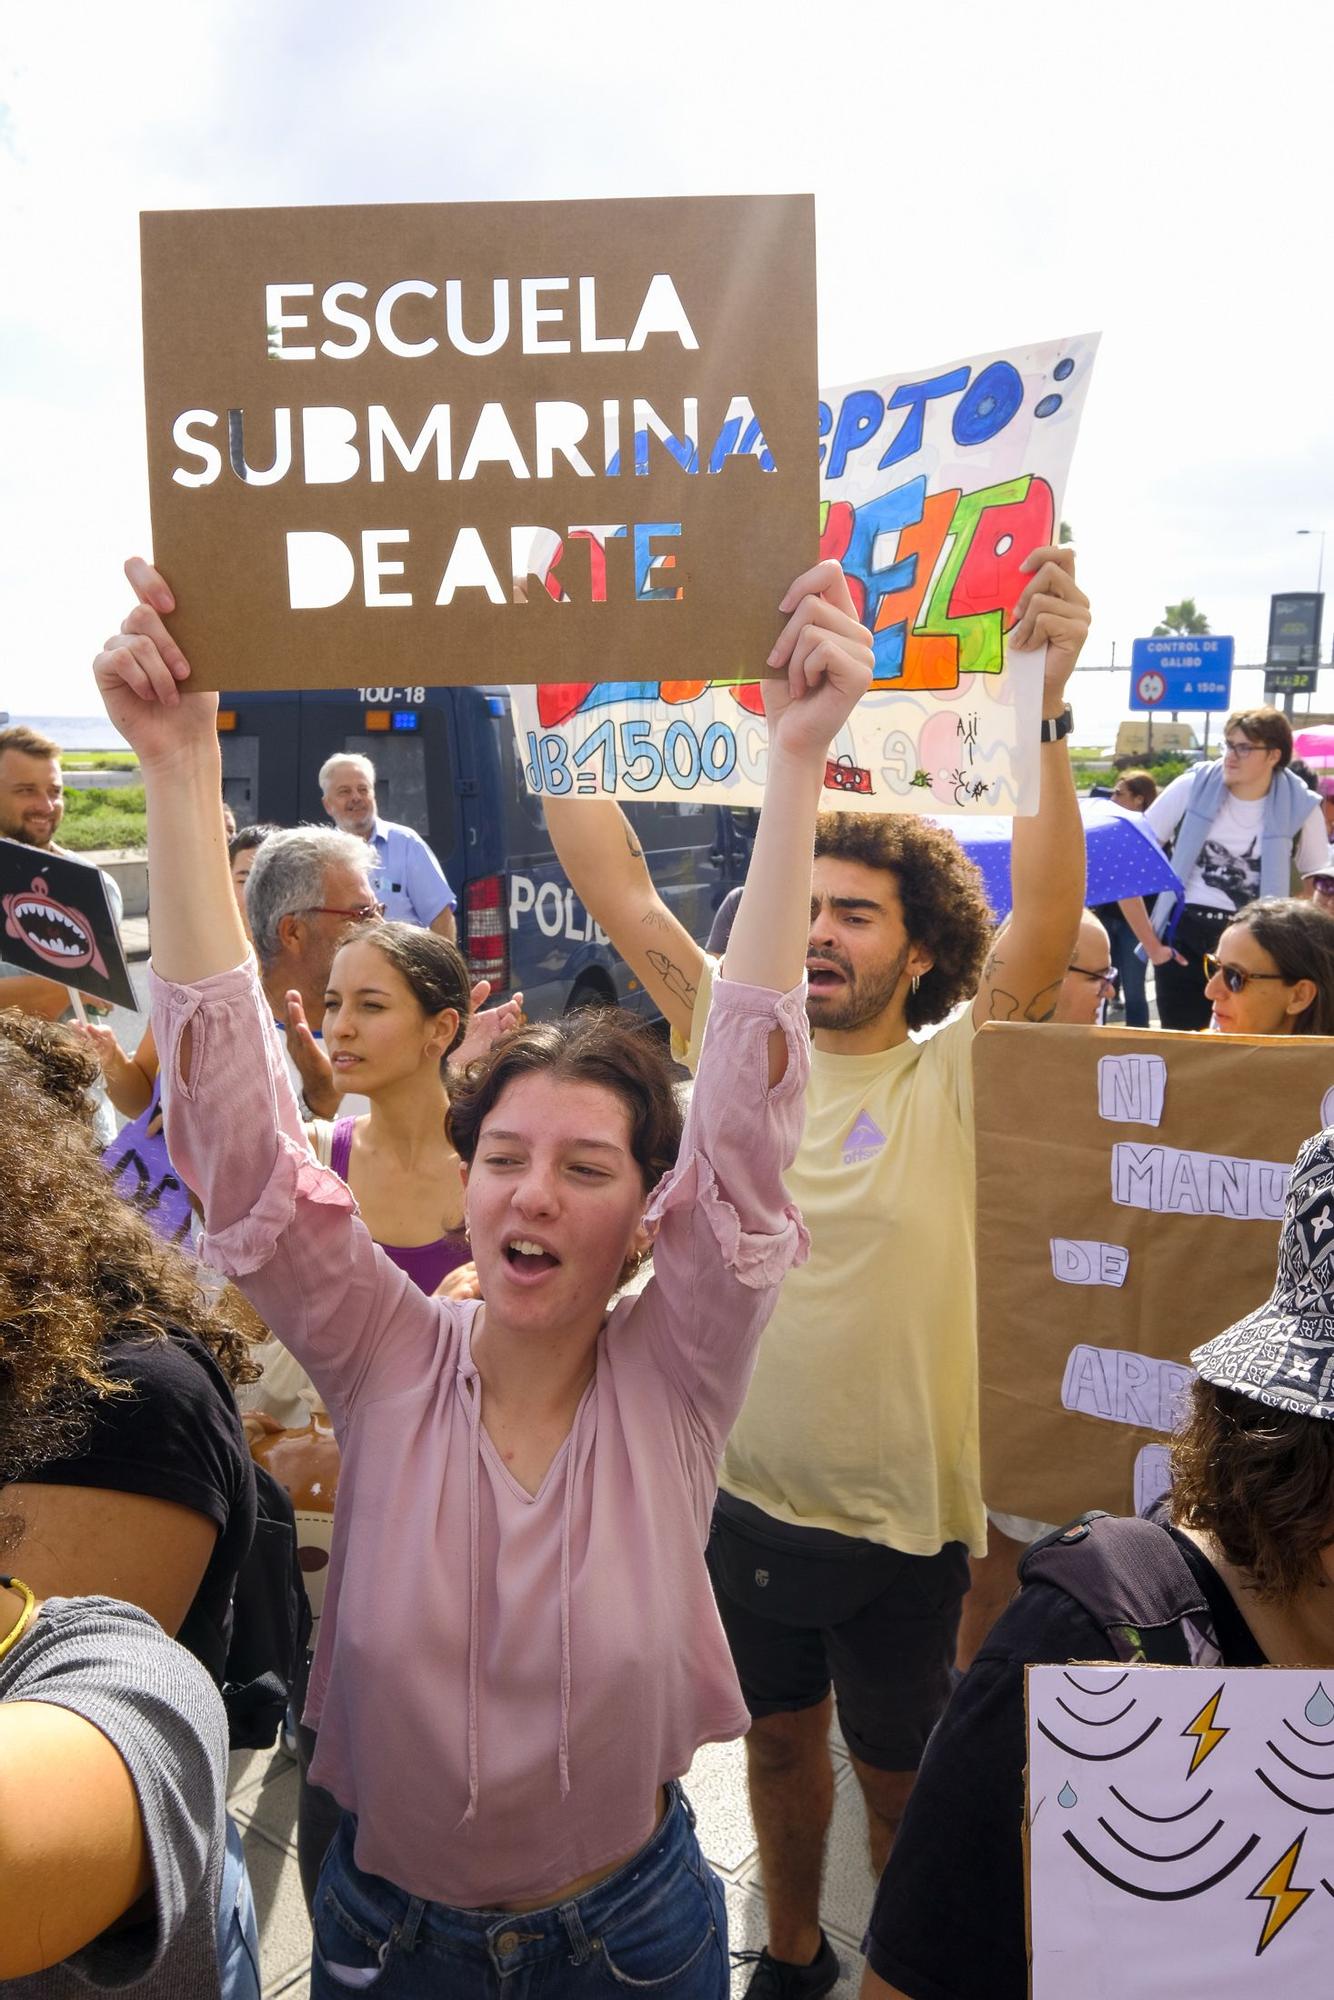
left=1202, top=953, right=1287, bottom=995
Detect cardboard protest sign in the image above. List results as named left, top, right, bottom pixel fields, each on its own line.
left=140, top=195, right=817, bottom=692
left=974, top=1024, right=1334, bottom=1526
left=511, top=331, right=1098, bottom=813
left=1027, top=1664, right=1334, bottom=1994
left=0, top=839, right=136, bottom=1011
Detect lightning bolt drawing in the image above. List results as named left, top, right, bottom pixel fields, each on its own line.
left=1182, top=1689, right=1229, bottom=1775
left=1248, top=1832, right=1313, bottom=1954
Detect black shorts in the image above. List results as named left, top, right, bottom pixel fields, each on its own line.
left=707, top=1498, right=970, bottom=1773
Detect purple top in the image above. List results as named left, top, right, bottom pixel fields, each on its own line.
left=152, top=955, right=809, bottom=1907
left=329, top=1116, right=470, bottom=1295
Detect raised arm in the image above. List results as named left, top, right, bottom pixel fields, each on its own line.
left=633, top=562, right=873, bottom=1438
left=92, top=559, right=444, bottom=1415
left=543, top=795, right=705, bottom=1040
left=973, top=546, right=1090, bottom=1027
left=92, top=560, right=245, bottom=984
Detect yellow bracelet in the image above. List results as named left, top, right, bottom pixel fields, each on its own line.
left=0, top=1577, right=36, bottom=1664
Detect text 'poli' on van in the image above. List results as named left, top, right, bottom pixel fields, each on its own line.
left=216, top=683, right=753, bottom=1021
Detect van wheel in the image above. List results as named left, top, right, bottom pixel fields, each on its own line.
left=565, top=977, right=613, bottom=1015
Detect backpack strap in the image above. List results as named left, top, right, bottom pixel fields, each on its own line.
left=1018, top=1512, right=1215, bottom=1665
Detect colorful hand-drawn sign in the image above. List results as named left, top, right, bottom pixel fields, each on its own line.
left=511, top=331, right=1099, bottom=814
left=1028, top=1665, right=1334, bottom=1994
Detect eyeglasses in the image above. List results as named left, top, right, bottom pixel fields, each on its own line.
left=1202, top=953, right=1287, bottom=995
left=296, top=902, right=385, bottom=924
left=1223, top=738, right=1263, bottom=758
left=1068, top=963, right=1119, bottom=993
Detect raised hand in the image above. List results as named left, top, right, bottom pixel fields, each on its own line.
left=762, top=560, right=875, bottom=761
left=284, top=989, right=338, bottom=1119
left=453, top=981, right=526, bottom=1069
left=91, top=557, right=217, bottom=762
left=1008, top=545, right=1091, bottom=705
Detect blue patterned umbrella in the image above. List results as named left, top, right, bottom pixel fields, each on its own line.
left=942, top=800, right=1183, bottom=922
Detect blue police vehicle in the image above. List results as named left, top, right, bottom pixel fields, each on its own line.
left=216, top=683, right=752, bottom=1020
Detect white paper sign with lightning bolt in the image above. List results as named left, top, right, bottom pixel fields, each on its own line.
left=510, top=332, right=1099, bottom=816
left=1027, top=1664, right=1334, bottom=1994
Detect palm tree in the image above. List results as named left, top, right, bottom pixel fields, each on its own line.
left=1153, top=598, right=1211, bottom=636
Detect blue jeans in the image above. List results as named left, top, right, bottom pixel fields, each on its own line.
left=218, top=1813, right=261, bottom=2000
left=310, top=1783, right=727, bottom=1998
left=1107, top=908, right=1150, bottom=1028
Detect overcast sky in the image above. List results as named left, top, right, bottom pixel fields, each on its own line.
left=3, top=0, right=1329, bottom=713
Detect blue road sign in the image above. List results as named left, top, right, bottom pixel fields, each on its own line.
left=1129, top=636, right=1234, bottom=711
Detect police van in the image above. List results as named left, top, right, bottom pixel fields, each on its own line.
left=216, top=683, right=752, bottom=1020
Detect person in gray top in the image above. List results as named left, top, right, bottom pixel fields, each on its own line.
left=0, top=1592, right=228, bottom=1995
left=0, top=1022, right=230, bottom=1993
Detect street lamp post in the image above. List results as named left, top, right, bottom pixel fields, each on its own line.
left=1298, top=527, right=1326, bottom=593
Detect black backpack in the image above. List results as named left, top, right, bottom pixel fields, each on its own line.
left=1017, top=1511, right=1222, bottom=1666
left=221, top=1463, right=313, bottom=1750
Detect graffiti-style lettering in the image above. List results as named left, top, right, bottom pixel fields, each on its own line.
left=878, top=368, right=971, bottom=470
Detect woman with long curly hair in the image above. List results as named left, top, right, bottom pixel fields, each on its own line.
left=0, top=1023, right=232, bottom=1992
left=0, top=1007, right=263, bottom=1997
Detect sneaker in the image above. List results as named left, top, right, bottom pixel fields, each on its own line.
left=733, top=1931, right=841, bottom=2000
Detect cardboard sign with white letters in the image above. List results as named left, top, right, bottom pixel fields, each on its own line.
left=139, top=195, right=818, bottom=690
left=974, top=1022, right=1334, bottom=1527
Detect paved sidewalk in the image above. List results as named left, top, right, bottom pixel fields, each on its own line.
left=228, top=1730, right=875, bottom=1998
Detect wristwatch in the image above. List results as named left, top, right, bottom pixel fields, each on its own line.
left=1040, top=705, right=1074, bottom=744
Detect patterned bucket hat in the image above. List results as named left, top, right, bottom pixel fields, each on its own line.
left=1192, top=1128, right=1334, bottom=1420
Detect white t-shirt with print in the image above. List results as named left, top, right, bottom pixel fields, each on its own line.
left=1145, top=770, right=1326, bottom=913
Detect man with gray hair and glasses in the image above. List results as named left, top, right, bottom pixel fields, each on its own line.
left=244, top=825, right=382, bottom=1117
left=319, top=752, right=456, bottom=938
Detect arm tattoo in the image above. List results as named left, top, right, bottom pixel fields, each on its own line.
left=647, top=949, right=697, bottom=1007
left=980, top=950, right=1061, bottom=1023
left=624, top=826, right=644, bottom=860
left=641, top=909, right=670, bottom=933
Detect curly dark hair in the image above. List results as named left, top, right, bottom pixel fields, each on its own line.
left=448, top=1008, right=683, bottom=1195
left=0, top=1007, right=101, bottom=1122
left=0, top=1031, right=260, bottom=1487
left=813, top=812, right=994, bottom=1030
left=1171, top=1379, right=1334, bottom=1601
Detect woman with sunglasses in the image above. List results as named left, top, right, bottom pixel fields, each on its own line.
left=1132, top=708, right=1327, bottom=1031
left=94, top=550, right=872, bottom=2000
left=1203, top=895, right=1334, bottom=1035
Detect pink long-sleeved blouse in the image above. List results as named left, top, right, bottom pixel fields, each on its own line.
left=154, top=959, right=809, bottom=1907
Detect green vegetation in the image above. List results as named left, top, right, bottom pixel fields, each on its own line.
left=59, top=785, right=147, bottom=853
left=62, top=751, right=138, bottom=771
left=1153, top=597, right=1211, bottom=636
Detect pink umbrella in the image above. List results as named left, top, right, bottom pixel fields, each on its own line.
left=1294, top=726, right=1334, bottom=764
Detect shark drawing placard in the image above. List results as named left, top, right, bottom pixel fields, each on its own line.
left=0, top=838, right=137, bottom=1012
left=1027, top=1664, right=1334, bottom=1996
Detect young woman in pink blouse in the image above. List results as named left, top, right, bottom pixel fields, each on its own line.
left=94, top=553, right=872, bottom=2000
